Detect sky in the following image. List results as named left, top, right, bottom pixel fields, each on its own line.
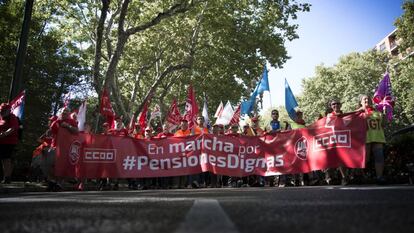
left=262, top=0, right=405, bottom=110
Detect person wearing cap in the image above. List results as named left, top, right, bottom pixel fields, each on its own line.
left=212, top=123, right=225, bottom=135
left=323, top=98, right=349, bottom=186
left=43, top=107, right=79, bottom=191
left=242, top=124, right=255, bottom=136
left=0, top=103, right=19, bottom=184
left=101, top=122, right=110, bottom=135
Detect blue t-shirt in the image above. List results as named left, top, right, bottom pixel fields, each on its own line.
left=270, top=120, right=280, bottom=131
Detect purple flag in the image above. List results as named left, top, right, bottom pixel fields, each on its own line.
left=373, top=73, right=395, bottom=121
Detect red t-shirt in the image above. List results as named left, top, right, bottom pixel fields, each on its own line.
left=50, top=118, right=78, bottom=147
left=0, top=114, right=19, bottom=145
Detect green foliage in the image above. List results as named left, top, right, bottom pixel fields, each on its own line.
left=299, top=51, right=388, bottom=123
left=395, top=1, right=414, bottom=55
left=45, top=0, right=310, bottom=119
left=385, top=132, right=414, bottom=183
left=390, top=56, right=414, bottom=125
left=299, top=50, right=414, bottom=134
left=0, top=0, right=89, bottom=179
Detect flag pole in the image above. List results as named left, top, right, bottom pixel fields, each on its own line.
left=268, top=67, right=273, bottom=108
left=269, top=90, right=273, bottom=108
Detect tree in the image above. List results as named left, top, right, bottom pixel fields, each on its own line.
left=395, top=1, right=414, bottom=56
left=390, top=56, right=414, bottom=125
left=0, top=1, right=88, bottom=179
left=299, top=50, right=414, bottom=134
left=44, top=0, right=310, bottom=122
left=299, top=51, right=388, bottom=122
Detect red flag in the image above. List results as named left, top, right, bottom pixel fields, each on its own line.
left=166, top=99, right=182, bottom=126
left=138, top=101, right=148, bottom=130
left=229, top=104, right=241, bottom=125
left=10, top=90, right=25, bottom=120
left=100, top=88, right=115, bottom=128
left=183, top=85, right=199, bottom=129
left=214, top=101, right=224, bottom=118
left=100, top=88, right=115, bottom=117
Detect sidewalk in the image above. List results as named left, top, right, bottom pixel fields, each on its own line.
left=0, top=182, right=47, bottom=194
left=0, top=181, right=129, bottom=194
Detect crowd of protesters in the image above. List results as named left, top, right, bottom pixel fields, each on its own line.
left=0, top=93, right=390, bottom=190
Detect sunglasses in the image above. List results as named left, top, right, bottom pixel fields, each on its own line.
left=331, top=102, right=341, bottom=106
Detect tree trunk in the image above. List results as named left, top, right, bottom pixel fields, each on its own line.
left=92, top=0, right=110, bottom=95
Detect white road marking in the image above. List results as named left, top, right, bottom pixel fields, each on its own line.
left=174, top=199, right=239, bottom=233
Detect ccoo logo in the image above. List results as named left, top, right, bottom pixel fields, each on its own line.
left=294, top=137, right=308, bottom=160
left=69, top=140, right=82, bottom=165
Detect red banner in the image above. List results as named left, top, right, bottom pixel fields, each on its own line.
left=55, top=112, right=366, bottom=178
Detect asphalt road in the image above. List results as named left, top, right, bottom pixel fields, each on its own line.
left=1, top=186, right=413, bottom=233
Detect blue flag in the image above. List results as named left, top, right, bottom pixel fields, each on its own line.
left=241, top=65, right=269, bottom=116
left=257, top=65, right=269, bottom=94
left=241, top=99, right=255, bottom=115
left=285, top=79, right=298, bottom=120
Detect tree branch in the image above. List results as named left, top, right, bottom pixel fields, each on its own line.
left=105, top=0, right=123, bottom=59
left=92, top=0, right=110, bottom=95
left=134, top=63, right=191, bottom=117
left=125, top=1, right=192, bottom=36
